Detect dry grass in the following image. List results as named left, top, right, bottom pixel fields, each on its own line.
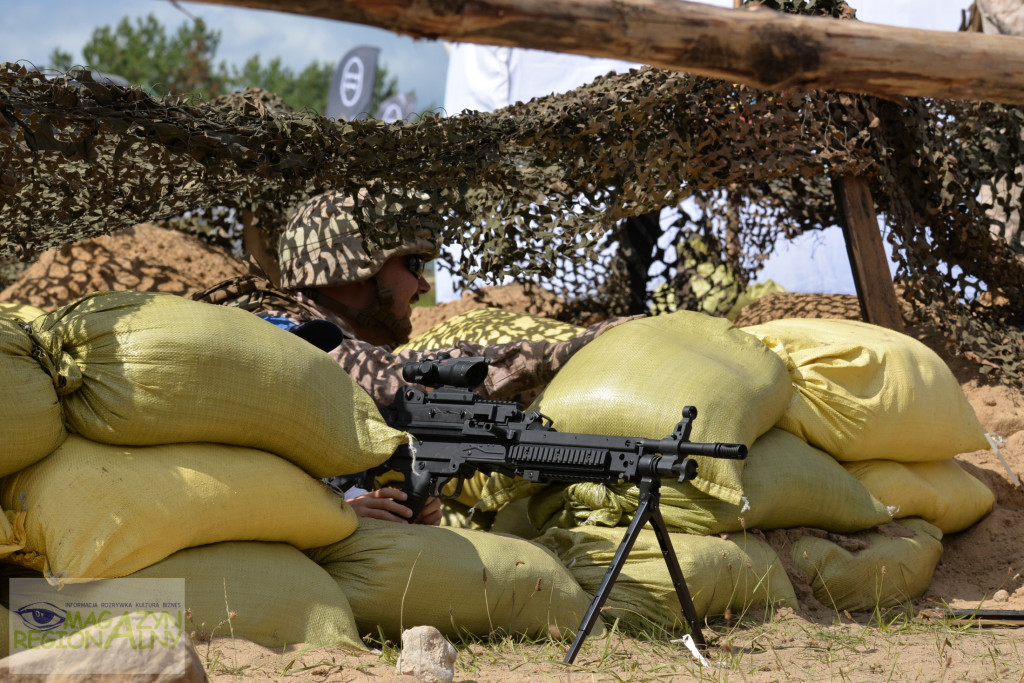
left=201, top=606, right=1024, bottom=683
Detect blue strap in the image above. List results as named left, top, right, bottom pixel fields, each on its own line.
left=258, top=315, right=299, bottom=332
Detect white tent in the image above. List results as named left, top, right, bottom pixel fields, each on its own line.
left=439, top=44, right=897, bottom=303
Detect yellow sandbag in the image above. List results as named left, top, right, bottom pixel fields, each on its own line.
left=439, top=499, right=496, bottom=531
left=743, top=318, right=989, bottom=461
left=305, top=518, right=599, bottom=642
left=397, top=307, right=582, bottom=351
left=531, top=311, right=793, bottom=505
left=535, top=525, right=797, bottom=633
left=792, top=518, right=943, bottom=612
left=0, top=302, right=46, bottom=320
left=0, top=504, right=26, bottom=560
left=539, top=428, right=892, bottom=535
left=0, top=317, right=66, bottom=477
left=28, top=290, right=405, bottom=477
left=131, top=541, right=366, bottom=651
left=843, top=459, right=994, bottom=534
left=1, top=436, right=358, bottom=579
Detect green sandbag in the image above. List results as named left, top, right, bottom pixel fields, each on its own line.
left=843, top=459, right=994, bottom=534
left=531, top=311, right=792, bottom=505
left=1, top=436, right=358, bottom=579
left=306, top=519, right=600, bottom=642
left=791, top=518, right=943, bottom=613
left=0, top=317, right=66, bottom=477
left=28, top=291, right=405, bottom=477
left=743, top=318, right=988, bottom=461
left=535, top=525, right=797, bottom=633
left=131, top=541, right=366, bottom=651
left=535, top=428, right=892, bottom=535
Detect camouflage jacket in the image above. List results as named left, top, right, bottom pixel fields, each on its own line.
left=193, top=274, right=636, bottom=409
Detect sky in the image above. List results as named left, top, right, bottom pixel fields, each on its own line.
left=1, top=0, right=976, bottom=116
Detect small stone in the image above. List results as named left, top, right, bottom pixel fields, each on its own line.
left=396, top=625, right=457, bottom=683
left=993, top=589, right=1010, bottom=602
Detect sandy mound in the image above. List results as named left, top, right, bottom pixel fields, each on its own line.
left=0, top=223, right=248, bottom=311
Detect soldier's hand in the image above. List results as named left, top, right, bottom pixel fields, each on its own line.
left=346, top=487, right=420, bottom=523
left=415, top=496, right=443, bottom=526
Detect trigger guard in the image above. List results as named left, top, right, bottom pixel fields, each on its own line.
left=437, top=476, right=463, bottom=500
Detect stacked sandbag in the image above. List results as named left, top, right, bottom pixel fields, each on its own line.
left=131, top=542, right=366, bottom=651
left=306, top=519, right=600, bottom=642
left=397, top=306, right=582, bottom=351
left=742, top=318, right=993, bottom=525
left=740, top=318, right=994, bottom=608
left=28, top=291, right=406, bottom=475
left=842, top=459, right=994, bottom=534
left=529, top=428, right=892, bottom=535
left=0, top=316, right=66, bottom=476
left=534, top=525, right=797, bottom=632
left=1, top=437, right=357, bottom=579
left=531, top=311, right=794, bottom=506
left=439, top=311, right=792, bottom=630
left=470, top=313, right=992, bottom=617
left=0, top=290, right=410, bottom=642
left=742, top=318, right=989, bottom=461
left=790, top=519, right=944, bottom=612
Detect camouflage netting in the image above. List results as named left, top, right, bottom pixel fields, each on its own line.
left=1, top=2, right=1022, bottom=384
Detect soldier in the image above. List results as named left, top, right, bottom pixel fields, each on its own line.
left=195, top=188, right=631, bottom=523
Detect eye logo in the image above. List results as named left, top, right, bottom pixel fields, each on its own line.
left=15, top=602, right=66, bottom=631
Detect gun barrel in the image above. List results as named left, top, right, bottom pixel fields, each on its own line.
left=651, top=439, right=748, bottom=460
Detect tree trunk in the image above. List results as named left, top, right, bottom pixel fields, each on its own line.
left=191, top=0, right=1024, bottom=104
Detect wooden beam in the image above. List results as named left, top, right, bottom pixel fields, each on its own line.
left=189, top=0, right=1024, bottom=104
left=831, top=175, right=905, bottom=332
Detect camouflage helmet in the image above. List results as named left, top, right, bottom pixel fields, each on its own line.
left=277, top=189, right=439, bottom=289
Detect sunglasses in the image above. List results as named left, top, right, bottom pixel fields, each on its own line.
left=404, top=254, right=428, bottom=279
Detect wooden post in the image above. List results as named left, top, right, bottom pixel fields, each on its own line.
left=831, top=174, right=905, bottom=331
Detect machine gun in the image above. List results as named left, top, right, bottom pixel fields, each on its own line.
left=363, top=354, right=748, bottom=664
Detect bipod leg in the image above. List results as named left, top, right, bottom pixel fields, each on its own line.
left=646, top=480, right=706, bottom=649
left=563, top=476, right=658, bottom=665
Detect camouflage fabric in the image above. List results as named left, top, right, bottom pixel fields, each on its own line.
left=195, top=275, right=635, bottom=408
left=3, top=0, right=1024, bottom=386
left=278, top=189, right=439, bottom=289
left=191, top=271, right=325, bottom=321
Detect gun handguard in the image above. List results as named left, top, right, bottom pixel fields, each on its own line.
left=373, top=355, right=747, bottom=521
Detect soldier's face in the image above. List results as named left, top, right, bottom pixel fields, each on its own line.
left=377, top=255, right=431, bottom=320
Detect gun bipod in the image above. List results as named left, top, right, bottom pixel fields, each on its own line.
left=563, top=476, right=706, bottom=664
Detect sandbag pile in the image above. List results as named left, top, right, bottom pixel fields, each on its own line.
left=0, top=290, right=408, bottom=648
left=434, top=310, right=994, bottom=624
left=743, top=318, right=994, bottom=535
left=305, top=519, right=601, bottom=642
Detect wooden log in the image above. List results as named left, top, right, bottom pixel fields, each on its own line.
left=831, top=174, right=905, bottom=332
left=190, top=0, right=1024, bottom=104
